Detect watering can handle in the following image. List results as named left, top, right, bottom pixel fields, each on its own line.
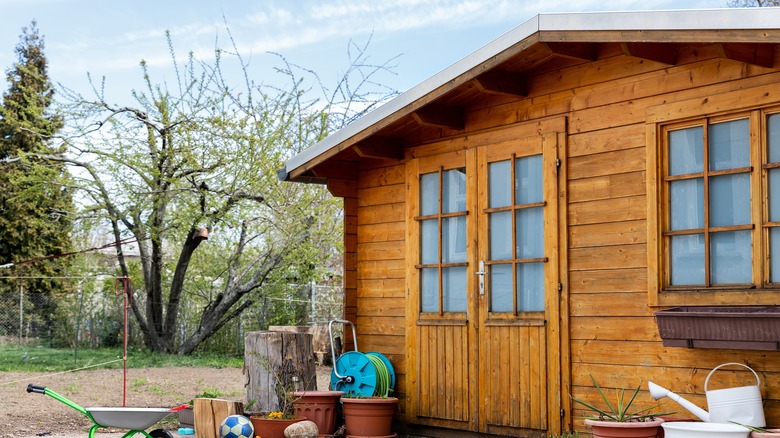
left=705, top=363, right=761, bottom=392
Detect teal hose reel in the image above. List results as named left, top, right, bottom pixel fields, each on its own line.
left=328, top=319, right=396, bottom=397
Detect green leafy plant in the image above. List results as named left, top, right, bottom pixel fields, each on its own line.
left=550, top=432, right=579, bottom=438
left=731, top=422, right=780, bottom=434
left=570, top=374, right=672, bottom=422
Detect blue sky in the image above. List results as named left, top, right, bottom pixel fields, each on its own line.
left=0, top=0, right=729, bottom=103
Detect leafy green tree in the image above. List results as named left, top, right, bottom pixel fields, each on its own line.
left=41, top=34, right=395, bottom=354
left=0, top=21, right=73, bottom=338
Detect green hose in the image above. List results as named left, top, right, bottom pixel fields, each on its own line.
left=367, top=354, right=392, bottom=397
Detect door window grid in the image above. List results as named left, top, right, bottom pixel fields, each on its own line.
left=417, top=167, right=468, bottom=314
left=486, top=154, right=545, bottom=314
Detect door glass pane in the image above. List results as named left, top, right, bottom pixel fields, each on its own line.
left=443, top=216, right=467, bottom=263
left=443, top=266, right=467, bottom=312
left=421, top=268, right=438, bottom=312
left=516, top=154, right=542, bottom=204
left=768, top=113, right=780, bottom=163
left=669, top=127, right=704, bottom=176
left=711, top=230, right=752, bottom=284
left=421, top=219, right=438, bottom=264
left=771, top=228, right=780, bottom=283
left=443, top=168, right=466, bottom=214
left=670, top=234, right=705, bottom=285
left=490, top=211, right=512, bottom=260
left=490, top=264, right=513, bottom=312
left=670, top=179, right=704, bottom=230
left=770, top=168, right=780, bottom=222
left=516, top=207, right=543, bottom=258
left=518, top=262, right=544, bottom=312
left=709, top=173, right=751, bottom=227
left=421, top=173, right=438, bottom=216
left=489, top=160, right=511, bottom=208
left=709, top=119, right=750, bottom=171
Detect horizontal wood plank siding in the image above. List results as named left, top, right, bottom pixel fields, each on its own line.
left=352, top=162, right=408, bottom=408
left=558, top=55, right=780, bottom=430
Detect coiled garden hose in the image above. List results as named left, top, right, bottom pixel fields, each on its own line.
left=367, top=354, right=392, bottom=397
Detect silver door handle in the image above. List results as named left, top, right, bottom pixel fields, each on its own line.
left=475, top=260, right=486, bottom=295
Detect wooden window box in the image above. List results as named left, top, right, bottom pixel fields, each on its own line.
left=653, top=306, right=780, bottom=351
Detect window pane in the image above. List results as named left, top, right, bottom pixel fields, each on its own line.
left=489, top=160, right=511, bottom=208
left=421, top=219, right=438, bottom=264
left=771, top=228, right=780, bottom=283
left=516, top=154, right=542, bottom=204
left=709, top=173, right=751, bottom=227
left=670, top=234, right=705, bottom=285
left=421, top=173, right=439, bottom=216
left=490, top=264, right=513, bottom=312
left=670, top=179, right=704, bottom=230
left=516, top=207, right=543, bottom=259
left=669, top=127, right=704, bottom=176
left=770, top=168, right=780, bottom=223
left=518, top=262, right=544, bottom=312
left=709, top=119, right=750, bottom=171
left=443, top=216, right=466, bottom=263
left=711, top=230, right=752, bottom=284
left=490, top=211, right=512, bottom=260
left=443, top=168, right=466, bottom=214
left=768, top=113, right=780, bottom=163
left=421, top=268, right=438, bottom=312
left=443, top=266, right=467, bottom=312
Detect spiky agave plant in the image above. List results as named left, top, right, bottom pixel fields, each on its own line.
left=570, top=374, right=673, bottom=422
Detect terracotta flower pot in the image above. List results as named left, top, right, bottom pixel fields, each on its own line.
left=584, top=417, right=665, bottom=438
left=249, top=415, right=304, bottom=438
left=751, top=429, right=780, bottom=437
left=341, top=397, right=398, bottom=437
left=293, top=390, right=344, bottom=437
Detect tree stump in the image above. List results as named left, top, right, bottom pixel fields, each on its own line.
left=244, top=331, right=316, bottom=414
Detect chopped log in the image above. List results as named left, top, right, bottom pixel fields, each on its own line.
left=244, top=331, right=316, bottom=414
left=193, top=398, right=243, bottom=438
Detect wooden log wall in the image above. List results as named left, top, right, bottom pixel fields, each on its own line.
left=346, top=42, right=780, bottom=431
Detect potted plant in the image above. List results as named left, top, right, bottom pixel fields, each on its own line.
left=732, top=423, right=780, bottom=437
left=247, top=361, right=305, bottom=438
left=340, top=391, right=399, bottom=437
left=571, top=374, right=672, bottom=438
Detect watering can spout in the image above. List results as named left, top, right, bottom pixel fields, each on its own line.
left=647, top=381, right=711, bottom=422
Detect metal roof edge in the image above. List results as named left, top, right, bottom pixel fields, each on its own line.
left=283, top=8, right=780, bottom=180
left=539, top=7, right=780, bottom=31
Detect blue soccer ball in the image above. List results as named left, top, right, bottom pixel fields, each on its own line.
left=219, top=414, right=254, bottom=438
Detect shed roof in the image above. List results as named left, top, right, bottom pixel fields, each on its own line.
left=280, top=7, right=780, bottom=183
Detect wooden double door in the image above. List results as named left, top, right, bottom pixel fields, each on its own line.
left=405, top=120, right=566, bottom=436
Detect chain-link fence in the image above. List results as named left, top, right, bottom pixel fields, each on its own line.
left=0, top=277, right=343, bottom=355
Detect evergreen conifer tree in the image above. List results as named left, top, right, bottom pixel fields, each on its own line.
left=0, top=21, right=73, bottom=339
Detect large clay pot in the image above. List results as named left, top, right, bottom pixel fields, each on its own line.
left=341, top=397, right=398, bottom=437
left=293, top=390, right=344, bottom=437
left=249, top=415, right=304, bottom=438
left=585, top=417, right=665, bottom=438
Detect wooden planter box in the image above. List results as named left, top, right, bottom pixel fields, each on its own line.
left=654, top=306, right=780, bottom=351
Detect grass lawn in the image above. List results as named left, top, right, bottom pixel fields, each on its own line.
left=0, top=345, right=242, bottom=372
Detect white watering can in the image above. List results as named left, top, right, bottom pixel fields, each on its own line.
left=648, top=363, right=766, bottom=427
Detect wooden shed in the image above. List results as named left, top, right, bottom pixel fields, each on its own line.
left=279, top=8, right=780, bottom=437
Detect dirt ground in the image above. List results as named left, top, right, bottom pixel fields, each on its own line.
left=0, top=366, right=332, bottom=438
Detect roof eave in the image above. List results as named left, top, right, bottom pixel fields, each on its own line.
left=281, top=7, right=780, bottom=182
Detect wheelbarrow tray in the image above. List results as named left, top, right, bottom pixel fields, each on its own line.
left=86, top=407, right=174, bottom=430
